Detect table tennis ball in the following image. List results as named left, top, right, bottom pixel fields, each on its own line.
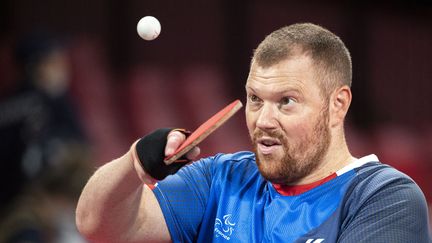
left=137, top=16, right=161, bottom=41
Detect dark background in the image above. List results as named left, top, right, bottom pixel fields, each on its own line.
left=1, top=0, right=431, bottom=235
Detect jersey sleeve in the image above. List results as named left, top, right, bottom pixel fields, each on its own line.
left=152, top=155, right=217, bottom=242
left=338, top=168, right=431, bottom=243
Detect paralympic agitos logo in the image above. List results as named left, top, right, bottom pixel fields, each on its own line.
left=214, top=214, right=236, bottom=240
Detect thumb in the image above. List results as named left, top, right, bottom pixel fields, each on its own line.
left=164, top=130, right=186, bottom=158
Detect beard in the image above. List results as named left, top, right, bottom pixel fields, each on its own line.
left=252, top=107, right=331, bottom=185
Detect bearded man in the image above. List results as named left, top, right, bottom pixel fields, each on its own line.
left=76, top=23, right=431, bottom=243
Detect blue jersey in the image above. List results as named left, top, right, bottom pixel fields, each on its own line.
left=153, top=152, right=431, bottom=243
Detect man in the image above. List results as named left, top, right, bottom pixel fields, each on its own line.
left=76, top=23, right=431, bottom=242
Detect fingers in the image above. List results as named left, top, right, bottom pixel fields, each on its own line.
left=165, top=130, right=200, bottom=162
left=186, top=146, right=200, bottom=160
left=165, top=130, right=186, bottom=156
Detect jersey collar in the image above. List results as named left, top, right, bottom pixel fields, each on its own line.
left=272, top=154, right=378, bottom=196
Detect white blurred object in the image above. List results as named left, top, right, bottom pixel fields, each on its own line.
left=137, top=16, right=161, bottom=41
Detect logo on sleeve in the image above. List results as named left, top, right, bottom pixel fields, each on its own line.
left=306, top=239, right=324, bottom=243
left=214, top=214, right=236, bottom=240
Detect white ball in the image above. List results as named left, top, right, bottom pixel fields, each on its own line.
left=137, top=16, right=161, bottom=41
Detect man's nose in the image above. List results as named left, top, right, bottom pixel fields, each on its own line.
left=256, top=103, right=279, bottom=130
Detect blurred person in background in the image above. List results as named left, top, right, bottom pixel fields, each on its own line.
left=0, top=32, right=91, bottom=242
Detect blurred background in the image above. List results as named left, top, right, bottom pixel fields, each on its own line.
left=0, top=0, right=431, bottom=242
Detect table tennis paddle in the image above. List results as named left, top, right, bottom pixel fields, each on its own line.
left=164, top=99, right=243, bottom=163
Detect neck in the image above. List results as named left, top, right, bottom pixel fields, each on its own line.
left=293, top=131, right=355, bottom=185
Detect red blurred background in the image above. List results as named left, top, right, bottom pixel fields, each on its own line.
left=0, top=0, right=431, bottom=240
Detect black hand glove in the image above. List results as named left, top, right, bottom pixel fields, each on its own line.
left=135, top=128, right=189, bottom=180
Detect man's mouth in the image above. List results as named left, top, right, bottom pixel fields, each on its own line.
left=256, top=137, right=282, bottom=155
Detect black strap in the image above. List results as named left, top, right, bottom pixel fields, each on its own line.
left=135, top=128, right=189, bottom=180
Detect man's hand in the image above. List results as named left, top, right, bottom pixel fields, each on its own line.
left=165, top=129, right=201, bottom=160
left=132, top=128, right=200, bottom=182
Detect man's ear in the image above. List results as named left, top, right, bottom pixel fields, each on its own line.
left=329, top=85, right=352, bottom=127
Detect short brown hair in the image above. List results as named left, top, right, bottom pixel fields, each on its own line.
left=252, top=23, right=352, bottom=97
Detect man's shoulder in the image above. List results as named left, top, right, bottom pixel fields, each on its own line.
left=346, top=160, right=426, bottom=209
left=213, top=151, right=256, bottom=163
left=338, top=160, right=431, bottom=242
left=188, top=151, right=259, bottom=183
left=183, top=151, right=256, bottom=176
left=196, top=151, right=255, bottom=168
left=355, top=161, right=417, bottom=187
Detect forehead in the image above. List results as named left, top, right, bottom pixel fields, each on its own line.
left=246, top=55, right=321, bottom=96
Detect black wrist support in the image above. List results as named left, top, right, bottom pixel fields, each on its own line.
left=135, top=128, right=189, bottom=180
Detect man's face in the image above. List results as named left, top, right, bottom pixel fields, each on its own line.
left=245, top=55, right=331, bottom=185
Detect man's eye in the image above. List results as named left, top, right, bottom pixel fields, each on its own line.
left=280, top=97, right=294, bottom=106
left=249, top=94, right=260, bottom=103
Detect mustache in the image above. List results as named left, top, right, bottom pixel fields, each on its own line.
left=252, top=129, right=285, bottom=142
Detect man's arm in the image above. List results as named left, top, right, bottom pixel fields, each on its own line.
left=76, top=130, right=198, bottom=242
